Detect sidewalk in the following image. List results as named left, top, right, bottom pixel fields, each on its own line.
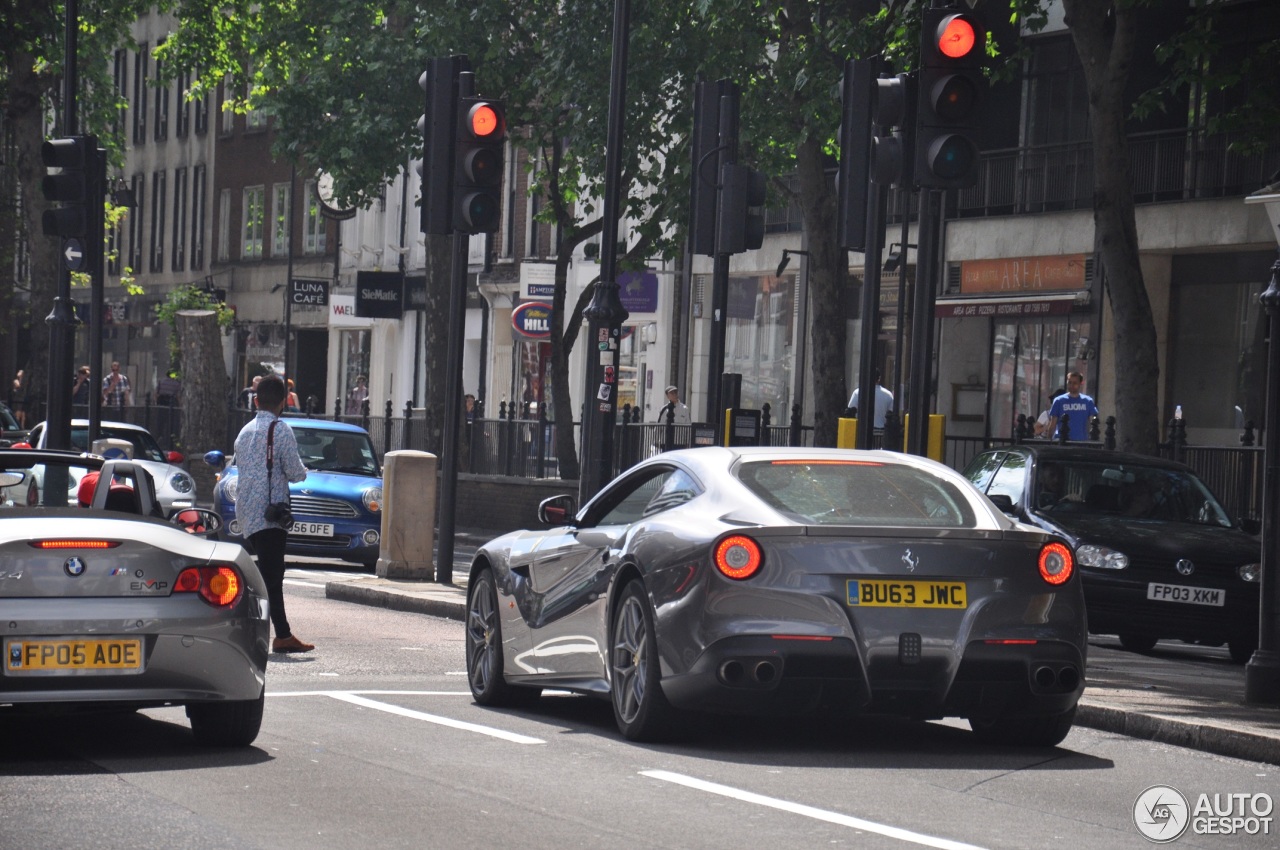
left=323, top=534, right=1280, bottom=765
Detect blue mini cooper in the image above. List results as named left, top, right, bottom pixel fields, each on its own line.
left=206, top=418, right=383, bottom=569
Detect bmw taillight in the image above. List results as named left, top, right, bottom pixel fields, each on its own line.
left=714, top=535, right=763, bottom=580
left=175, top=564, right=243, bottom=607
left=1038, top=542, right=1074, bottom=586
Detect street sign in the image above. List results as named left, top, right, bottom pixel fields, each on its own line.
left=62, top=238, right=85, bottom=271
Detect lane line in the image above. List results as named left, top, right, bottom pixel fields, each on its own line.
left=270, top=689, right=471, bottom=697
left=641, top=770, right=989, bottom=850
left=326, top=692, right=545, bottom=744
left=284, top=579, right=326, bottom=588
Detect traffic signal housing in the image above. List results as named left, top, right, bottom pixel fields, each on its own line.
left=915, top=7, right=985, bottom=189
left=40, top=134, right=98, bottom=239
left=837, top=59, right=874, bottom=252
left=453, top=97, right=505, bottom=234
left=419, top=58, right=459, bottom=236
left=716, top=163, right=766, bottom=255
left=870, top=73, right=915, bottom=188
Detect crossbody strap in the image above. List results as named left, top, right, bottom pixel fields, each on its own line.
left=267, top=419, right=278, bottom=503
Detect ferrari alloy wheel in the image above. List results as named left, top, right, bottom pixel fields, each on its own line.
left=186, top=688, right=265, bottom=747
left=610, top=580, right=679, bottom=742
left=465, top=568, right=538, bottom=707
left=969, top=706, right=1076, bottom=747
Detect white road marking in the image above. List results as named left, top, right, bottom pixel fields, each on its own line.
left=324, top=692, right=544, bottom=744
left=641, top=770, right=989, bottom=850
left=284, top=579, right=326, bottom=588
left=270, top=690, right=471, bottom=697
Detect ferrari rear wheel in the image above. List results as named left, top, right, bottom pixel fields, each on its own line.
left=969, top=706, right=1076, bottom=747
left=186, top=688, right=265, bottom=747
left=610, top=580, right=679, bottom=742
left=1118, top=632, right=1158, bottom=654
left=465, top=568, right=539, bottom=707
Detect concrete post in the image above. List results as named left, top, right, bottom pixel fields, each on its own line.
left=376, top=450, right=437, bottom=580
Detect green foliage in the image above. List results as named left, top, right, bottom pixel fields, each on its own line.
left=154, top=285, right=235, bottom=375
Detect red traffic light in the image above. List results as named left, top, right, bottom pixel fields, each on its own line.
left=467, top=103, right=504, bottom=139
left=936, top=15, right=978, bottom=59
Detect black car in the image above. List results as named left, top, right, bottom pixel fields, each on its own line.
left=963, top=445, right=1261, bottom=663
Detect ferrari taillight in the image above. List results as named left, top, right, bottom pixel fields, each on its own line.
left=1038, top=542, right=1074, bottom=586
left=175, top=564, right=243, bottom=607
left=714, top=535, right=763, bottom=580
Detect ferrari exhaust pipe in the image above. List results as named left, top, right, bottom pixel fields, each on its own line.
left=753, top=660, right=778, bottom=684
left=718, top=660, right=745, bottom=685
left=1033, top=666, right=1057, bottom=689
left=1057, top=665, right=1080, bottom=691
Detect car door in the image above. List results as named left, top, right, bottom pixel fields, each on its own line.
left=523, top=466, right=675, bottom=676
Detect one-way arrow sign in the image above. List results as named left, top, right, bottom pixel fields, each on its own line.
left=62, top=238, right=85, bottom=271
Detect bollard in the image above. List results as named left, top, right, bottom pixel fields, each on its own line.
left=376, top=450, right=438, bottom=580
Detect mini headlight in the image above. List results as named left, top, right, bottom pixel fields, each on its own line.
left=1076, top=543, right=1129, bottom=570
left=1239, top=562, right=1261, bottom=582
left=223, top=477, right=238, bottom=503
left=170, top=471, right=194, bottom=493
left=363, top=487, right=383, bottom=512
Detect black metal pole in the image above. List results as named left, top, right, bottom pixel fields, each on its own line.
left=705, top=87, right=738, bottom=436
left=856, top=181, right=888, bottom=449
left=578, top=0, right=632, bottom=504
left=1247, top=253, right=1280, bottom=704
left=284, top=165, right=296, bottom=383
left=45, top=0, right=80, bottom=451
left=436, top=72, right=476, bottom=583
left=88, top=146, right=105, bottom=444
left=906, top=188, right=942, bottom=456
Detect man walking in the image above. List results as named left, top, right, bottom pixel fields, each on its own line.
left=657, top=385, right=691, bottom=425
left=234, top=375, right=314, bottom=653
left=847, top=368, right=893, bottom=429
left=1045, top=371, right=1100, bottom=442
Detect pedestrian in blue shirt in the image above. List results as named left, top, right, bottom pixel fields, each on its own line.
left=1045, top=371, right=1099, bottom=442
left=234, top=374, right=314, bottom=653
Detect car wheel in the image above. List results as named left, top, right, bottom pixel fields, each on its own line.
left=610, top=579, right=680, bottom=742
left=1229, top=638, right=1256, bottom=665
left=1118, top=632, right=1158, bottom=654
left=186, top=689, right=265, bottom=747
left=465, top=568, right=539, bottom=707
left=969, top=707, right=1076, bottom=747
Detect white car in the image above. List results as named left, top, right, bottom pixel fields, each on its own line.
left=25, top=420, right=196, bottom=515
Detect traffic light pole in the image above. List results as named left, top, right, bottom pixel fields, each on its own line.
left=906, top=188, right=943, bottom=456
left=855, top=182, right=889, bottom=449
left=578, top=0, right=632, bottom=504
left=706, top=88, right=739, bottom=436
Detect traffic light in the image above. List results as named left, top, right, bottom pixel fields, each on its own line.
left=453, top=97, right=505, bottom=234
left=716, top=162, right=766, bottom=255
left=837, top=59, right=874, bottom=252
left=690, top=79, right=724, bottom=257
left=418, top=58, right=460, bottom=236
left=40, top=134, right=98, bottom=239
left=915, top=6, right=985, bottom=189
left=870, top=73, right=915, bottom=188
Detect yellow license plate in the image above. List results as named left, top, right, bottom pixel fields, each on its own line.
left=5, top=638, right=143, bottom=674
left=846, top=579, right=967, bottom=609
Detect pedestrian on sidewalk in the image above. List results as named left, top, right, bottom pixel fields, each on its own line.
left=102, top=361, right=132, bottom=408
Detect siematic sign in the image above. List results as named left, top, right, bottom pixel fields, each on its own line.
left=355, top=271, right=404, bottom=319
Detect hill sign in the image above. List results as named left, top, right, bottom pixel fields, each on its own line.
left=512, top=301, right=552, bottom=339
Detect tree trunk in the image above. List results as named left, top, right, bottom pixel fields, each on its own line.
left=794, top=136, right=844, bottom=447
left=176, top=310, right=228, bottom=504
left=1064, top=0, right=1160, bottom=454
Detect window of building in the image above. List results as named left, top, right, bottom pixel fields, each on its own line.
left=132, top=45, right=149, bottom=145
left=242, top=185, right=265, bottom=260
left=193, top=75, right=209, bottom=135
left=217, top=188, right=230, bottom=262
left=303, top=178, right=326, bottom=255
left=150, top=170, right=167, bottom=273
left=220, top=78, right=235, bottom=135
left=338, top=330, right=371, bottom=415
left=171, top=167, right=187, bottom=272
left=128, top=174, right=144, bottom=273
left=153, top=41, right=169, bottom=142
left=271, top=182, right=291, bottom=258
left=113, top=50, right=128, bottom=138
left=1024, top=36, right=1089, bottom=147
left=191, top=165, right=206, bottom=270
left=175, top=69, right=191, bottom=138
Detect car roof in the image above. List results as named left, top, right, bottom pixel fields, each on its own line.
left=987, top=443, right=1194, bottom=473
left=281, top=417, right=371, bottom=435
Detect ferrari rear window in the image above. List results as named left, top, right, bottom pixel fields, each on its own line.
left=735, top=460, right=977, bottom=527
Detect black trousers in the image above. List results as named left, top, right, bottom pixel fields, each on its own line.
left=249, top=527, right=292, bottom=640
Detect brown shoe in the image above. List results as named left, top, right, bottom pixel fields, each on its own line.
left=272, top=635, right=315, bottom=653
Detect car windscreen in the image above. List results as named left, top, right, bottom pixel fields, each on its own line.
left=735, top=459, right=977, bottom=527
left=293, top=428, right=379, bottom=475
left=1039, top=460, right=1232, bottom=527
left=70, top=427, right=166, bottom=463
